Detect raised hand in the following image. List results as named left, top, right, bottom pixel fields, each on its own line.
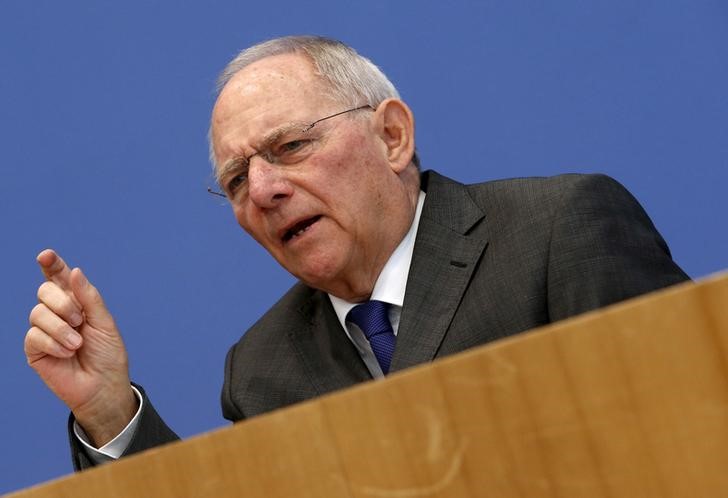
left=25, top=249, right=137, bottom=447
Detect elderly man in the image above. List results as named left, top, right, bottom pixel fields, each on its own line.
left=25, top=36, right=688, bottom=469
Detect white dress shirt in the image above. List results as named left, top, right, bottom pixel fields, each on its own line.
left=329, top=191, right=425, bottom=378
left=72, top=385, right=144, bottom=461
left=77, top=191, right=426, bottom=460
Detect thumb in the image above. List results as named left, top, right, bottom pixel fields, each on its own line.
left=70, top=268, right=116, bottom=330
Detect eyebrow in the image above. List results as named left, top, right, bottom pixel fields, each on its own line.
left=217, top=157, right=244, bottom=185
left=259, top=120, right=309, bottom=149
left=217, top=120, right=310, bottom=182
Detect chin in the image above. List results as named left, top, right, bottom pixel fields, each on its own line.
left=292, top=257, right=344, bottom=292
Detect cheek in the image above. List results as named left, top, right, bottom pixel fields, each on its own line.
left=234, top=206, right=278, bottom=251
left=232, top=203, right=244, bottom=224
left=233, top=205, right=256, bottom=236
left=319, top=139, right=381, bottom=195
left=327, top=132, right=371, bottom=167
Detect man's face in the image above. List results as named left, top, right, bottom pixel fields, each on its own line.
left=210, top=54, right=415, bottom=300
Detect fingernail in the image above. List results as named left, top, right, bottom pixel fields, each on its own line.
left=66, top=331, right=82, bottom=348
left=70, top=313, right=83, bottom=327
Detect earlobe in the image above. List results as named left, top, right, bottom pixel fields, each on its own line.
left=376, top=99, right=416, bottom=173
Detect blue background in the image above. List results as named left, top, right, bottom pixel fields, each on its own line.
left=1, top=0, right=726, bottom=493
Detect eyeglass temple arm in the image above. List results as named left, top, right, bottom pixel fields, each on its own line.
left=301, top=105, right=374, bottom=132
left=207, top=187, right=227, bottom=198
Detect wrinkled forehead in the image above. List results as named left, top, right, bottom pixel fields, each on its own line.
left=210, top=53, right=344, bottom=171
left=211, top=54, right=343, bottom=150
left=213, top=53, right=336, bottom=123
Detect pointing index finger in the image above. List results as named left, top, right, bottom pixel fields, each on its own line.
left=37, top=249, right=73, bottom=291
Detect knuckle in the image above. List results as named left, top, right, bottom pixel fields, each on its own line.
left=24, top=327, right=41, bottom=355
left=23, top=327, right=34, bottom=347
left=36, top=281, right=52, bottom=300
left=25, top=326, right=69, bottom=360
left=37, top=283, right=77, bottom=315
left=28, top=303, right=46, bottom=324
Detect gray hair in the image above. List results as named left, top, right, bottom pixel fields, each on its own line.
left=209, top=35, right=419, bottom=175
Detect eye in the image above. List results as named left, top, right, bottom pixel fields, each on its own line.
left=226, top=172, right=247, bottom=194
left=279, top=139, right=309, bottom=153
left=274, top=139, right=314, bottom=163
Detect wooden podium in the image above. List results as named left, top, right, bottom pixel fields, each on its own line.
left=8, top=274, right=728, bottom=497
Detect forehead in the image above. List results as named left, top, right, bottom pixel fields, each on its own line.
left=226, top=53, right=324, bottom=98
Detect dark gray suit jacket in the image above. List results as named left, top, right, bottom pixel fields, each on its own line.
left=71, top=171, right=689, bottom=469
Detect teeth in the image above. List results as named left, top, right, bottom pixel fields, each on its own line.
left=293, top=223, right=316, bottom=238
left=284, top=215, right=322, bottom=242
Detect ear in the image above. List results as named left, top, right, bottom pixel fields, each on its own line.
left=373, top=99, right=415, bottom=174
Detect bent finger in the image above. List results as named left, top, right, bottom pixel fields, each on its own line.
left=24, top=326, right=76, bottom=363
left=28, top=303, right=83, bottom=351
left=36, top=281, right=84, bottom=328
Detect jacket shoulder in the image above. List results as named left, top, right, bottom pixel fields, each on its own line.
left=463, top=172, right=627, bottom=206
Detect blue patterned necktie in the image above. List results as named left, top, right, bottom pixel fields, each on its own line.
left=347, top=300, right=397, bottom=374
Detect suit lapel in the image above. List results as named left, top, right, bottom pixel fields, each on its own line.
left=288, top=291, right=372, bottom=396
left=391, top=171, right=489, bottom=372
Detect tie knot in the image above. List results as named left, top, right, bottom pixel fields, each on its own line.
left=347, top=300, right=392, bottom=340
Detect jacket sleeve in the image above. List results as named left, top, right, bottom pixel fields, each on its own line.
left=68, top=383, right=179, bottom=471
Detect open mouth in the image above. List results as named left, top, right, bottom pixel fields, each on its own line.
left=282, top=215, right=322, bottom=243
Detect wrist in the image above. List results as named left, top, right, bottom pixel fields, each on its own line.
left=74, top=384, right=138, bottom=447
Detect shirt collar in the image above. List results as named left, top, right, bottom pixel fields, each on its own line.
left=329, top=191, right=426, bottom=325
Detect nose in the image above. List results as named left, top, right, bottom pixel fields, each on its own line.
left=246, top=157, right=293, bottom=208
